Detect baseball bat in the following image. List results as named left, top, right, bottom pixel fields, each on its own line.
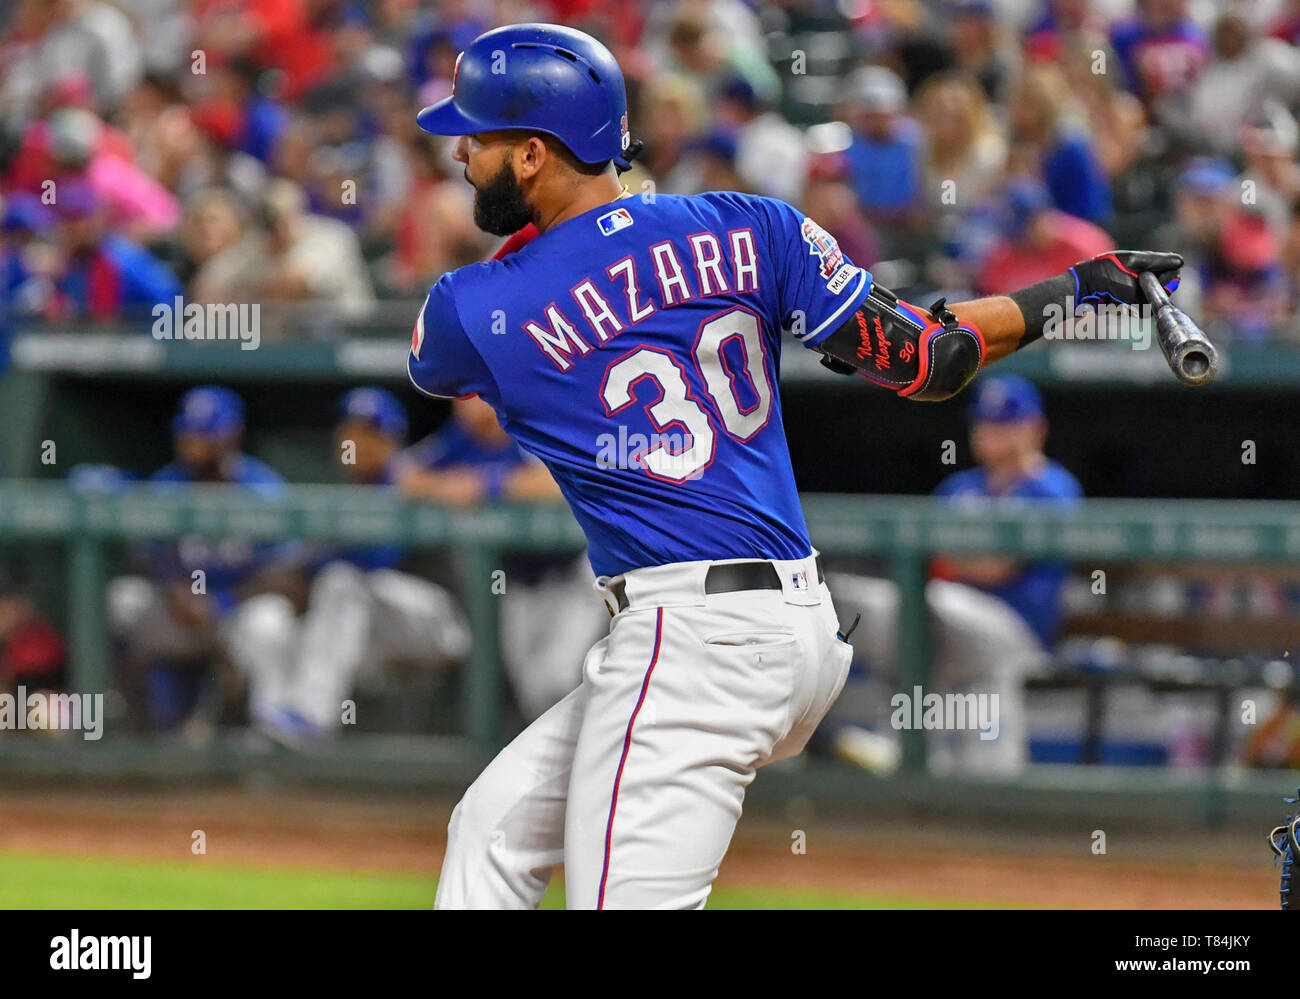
left=1138, top=270, right=1219, bottom=387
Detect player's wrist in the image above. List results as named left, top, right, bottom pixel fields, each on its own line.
left=1007, top=272, right=1076, bottom=350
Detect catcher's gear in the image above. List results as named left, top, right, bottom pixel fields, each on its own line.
left=1010, top=250, right=1184, bottom=348
left=416, top=23, right=634, bottom=171
left=1269, top=787, right=1300, bottom=910
left=816, top=284, right=985, bottom=402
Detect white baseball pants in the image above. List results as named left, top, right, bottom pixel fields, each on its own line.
left=434, top=551, right=852, bottom=910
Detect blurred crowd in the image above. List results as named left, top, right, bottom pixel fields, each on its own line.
left=0, top=0, right=1298, bottom=351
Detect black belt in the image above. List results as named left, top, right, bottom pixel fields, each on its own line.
left=609, top=556, right=824, bottom=613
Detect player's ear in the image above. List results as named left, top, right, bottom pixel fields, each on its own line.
left=515, top=135, right=547, bottom=181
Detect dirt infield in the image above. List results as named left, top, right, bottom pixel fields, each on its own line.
left=0, top=786, right=1275, bottom=908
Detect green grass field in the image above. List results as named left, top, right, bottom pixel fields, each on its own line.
left=0, top=850, right=980, bottom=909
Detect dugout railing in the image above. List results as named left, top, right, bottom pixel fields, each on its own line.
left=1, top=482, right=1296, bottom=824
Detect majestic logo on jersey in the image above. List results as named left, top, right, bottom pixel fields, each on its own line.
left=597, top=208, right=634, bottom=236
left=800, top=217, right=843, bottom=282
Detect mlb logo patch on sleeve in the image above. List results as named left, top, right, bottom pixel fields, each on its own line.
left=597, top=208, right=634, bottom=236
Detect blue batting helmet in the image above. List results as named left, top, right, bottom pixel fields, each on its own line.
left=416, top=23, right=631, bottom=170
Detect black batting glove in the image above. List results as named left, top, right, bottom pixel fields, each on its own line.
left=1069, top=250, right=1183, bottom=309
left=1011, top=249, right=1185, bottom=348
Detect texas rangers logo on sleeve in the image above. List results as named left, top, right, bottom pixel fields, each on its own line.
left=597, top=207, right=634, bottom=236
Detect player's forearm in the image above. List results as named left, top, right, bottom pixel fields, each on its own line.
left=943, top=554, right=1023, bottom=585
left=959, top=251, right=1186, bottom=368
left=504, top=462, right=563, bottom=503
left=813, top=253, right=1183, bottom=400
left=399, top=467, right=487, bottom=506
left=944, top=296, right=1025, bottom=366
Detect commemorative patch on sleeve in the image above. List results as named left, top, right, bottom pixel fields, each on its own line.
left=800, top=217, right=846, bottom=289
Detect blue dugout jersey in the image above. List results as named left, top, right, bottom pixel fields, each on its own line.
left=321, top=460, right=405, bottom=574
left=402, top=416, right=531, bottom=476
left=148, top=454, right=292, bottom=613
left=408, top=192, right=871, bottom=577
left=934, top=460, right=1083, bottom=647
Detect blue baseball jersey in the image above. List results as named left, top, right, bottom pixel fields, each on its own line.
left=408, top=192, right=872, bottom=577
left=934, top=459, right=1083, bottom=647
left=147, top=454, right=292, bottom=613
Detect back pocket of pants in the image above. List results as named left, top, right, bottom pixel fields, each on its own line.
left=703, top=631, right=796, bottom=649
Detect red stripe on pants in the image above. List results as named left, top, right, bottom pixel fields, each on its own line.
left=597, top=606, right=664, bottom=909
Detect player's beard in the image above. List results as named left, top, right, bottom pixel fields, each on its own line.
left=472, top=159, right=533, bottom=236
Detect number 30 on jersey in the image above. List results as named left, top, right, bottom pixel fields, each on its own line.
left=598, top=307, right=773, bottom=483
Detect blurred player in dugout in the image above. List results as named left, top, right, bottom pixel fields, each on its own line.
left=224, top=387, right=471, bottom=744
left=108, top=386, right=295, bottom=732
left=226, top=388, right=608, bottom=741
left=827, top=374, right=1082, bottom=776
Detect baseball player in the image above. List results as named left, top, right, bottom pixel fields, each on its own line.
left=225, top=387, right=472, bottom=743
left=109, top=386, right=293, bottom=731
left=826, top=375, right=1083, bottom=777
left=409, top=23, right=1182, bottom=909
